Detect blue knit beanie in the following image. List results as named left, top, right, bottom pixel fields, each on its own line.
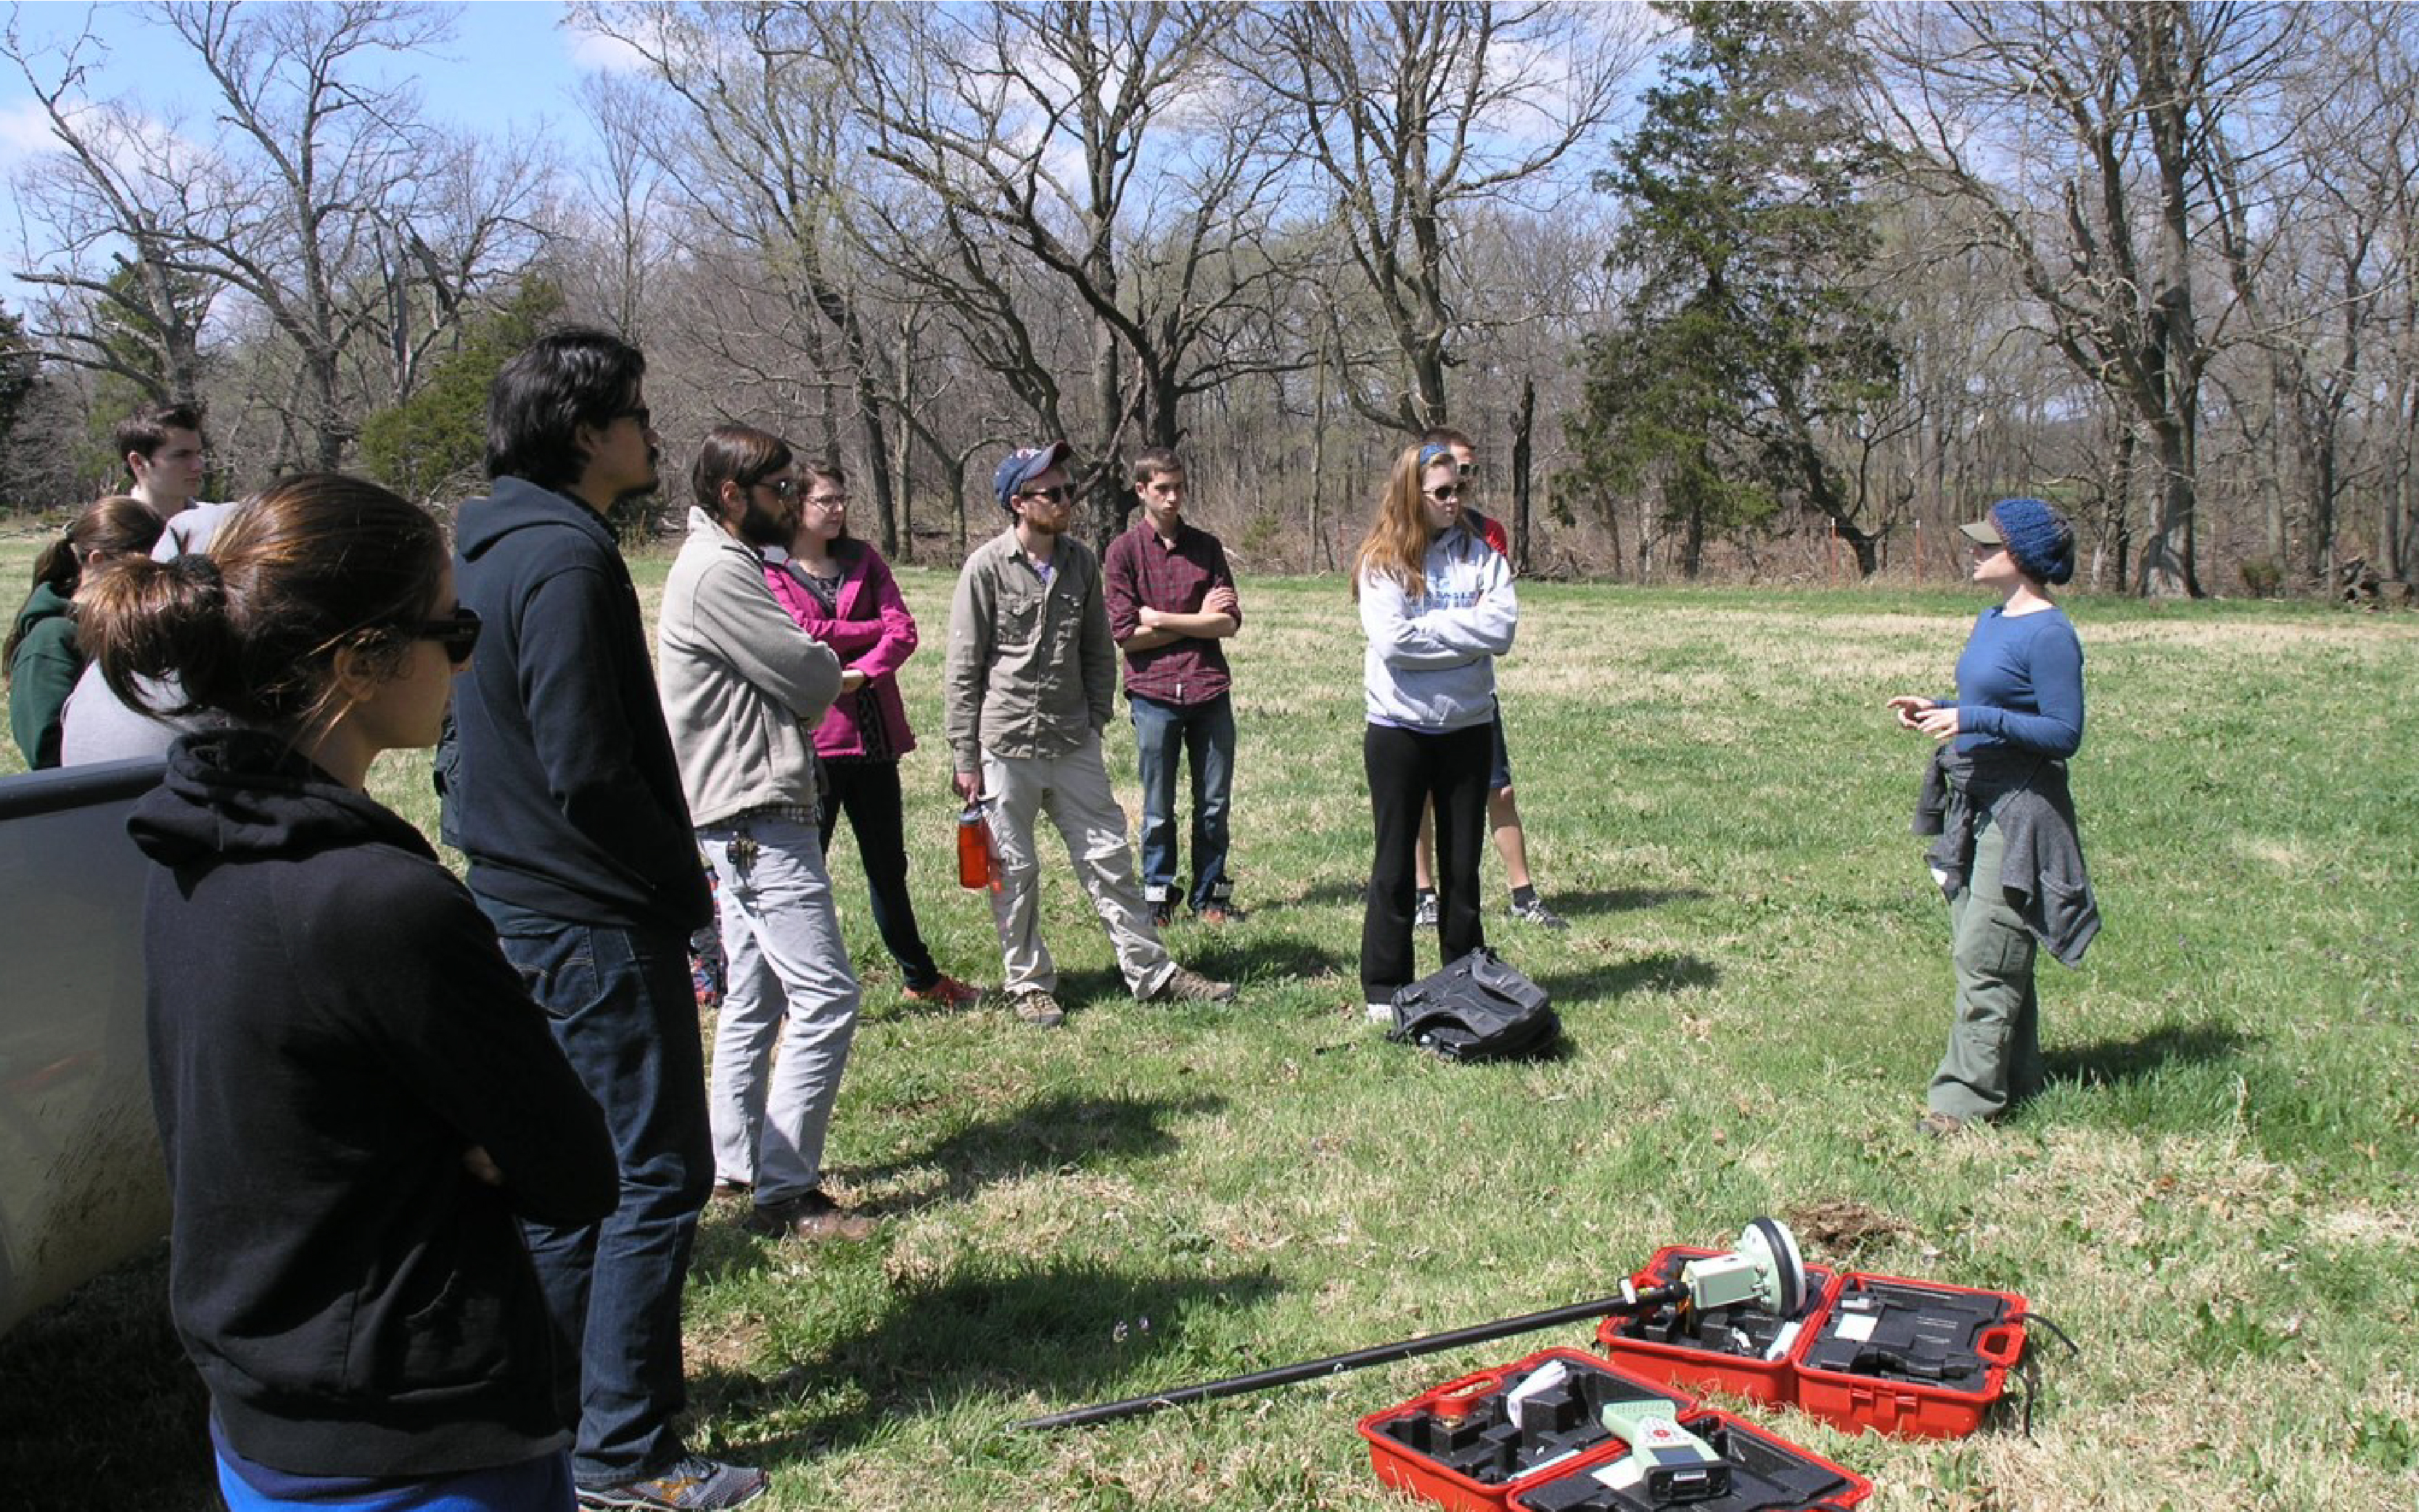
left=1987, top=497, right=2074, bottom=586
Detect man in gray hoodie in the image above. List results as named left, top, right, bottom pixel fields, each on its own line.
left=657, top=426, right=868, bottom=1246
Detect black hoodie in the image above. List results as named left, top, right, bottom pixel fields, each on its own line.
left=130, top=730, right=617, bottom=1476
left=437, top=475, right=710, bottom=934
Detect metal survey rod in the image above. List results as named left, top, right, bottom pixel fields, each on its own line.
left=1012, top=1284, right=1684, bottom=1432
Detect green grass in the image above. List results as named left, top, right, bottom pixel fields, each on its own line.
left=4, top=541, right=2417, bottom=1509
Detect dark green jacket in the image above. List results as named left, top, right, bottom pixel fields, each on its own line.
left=8, top=581, right=80, bottom=768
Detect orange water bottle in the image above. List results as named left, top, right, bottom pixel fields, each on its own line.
left=957, top=802, right=995, bottom=890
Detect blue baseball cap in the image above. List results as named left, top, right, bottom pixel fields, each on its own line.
left=992, top=440, right=1073, bottom=511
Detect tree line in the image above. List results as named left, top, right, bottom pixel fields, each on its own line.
left=5, top=0, right=2414, bottom=599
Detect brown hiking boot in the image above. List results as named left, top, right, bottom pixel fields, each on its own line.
left=1009, top=988, right=1066, bottom=1027
left=743, top=1189, right=873, bottom=1243
left=1149, top=966, right=1236, bottom=1004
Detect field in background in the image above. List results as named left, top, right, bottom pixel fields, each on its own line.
left=4, top=543, right=2415, bottom=1509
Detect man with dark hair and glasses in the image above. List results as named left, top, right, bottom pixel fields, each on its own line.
left=944, top=442, right=1235, bottom=1028
left=441, top=329, right=767, bottom=1511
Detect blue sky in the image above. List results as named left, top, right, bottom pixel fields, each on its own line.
left=0, top=1, right=628, bottom=305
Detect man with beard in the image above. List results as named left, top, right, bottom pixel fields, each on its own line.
left=442, top=332, right=765, bottom=1510
left=945, top=441, right=1235, bottom=1027
left=657, top=426, right=871, bottom=1246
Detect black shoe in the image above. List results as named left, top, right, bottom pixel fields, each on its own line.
left=1149, top=900, right=1175, bottom=929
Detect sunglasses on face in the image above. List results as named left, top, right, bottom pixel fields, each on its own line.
left=754, top=477, right=799, bottom=499
left=409, top=607, right=482, bottom=667
left=1018, top=485, right=1073, bottom=506
left=1424, top=485, right=1463, bottom=501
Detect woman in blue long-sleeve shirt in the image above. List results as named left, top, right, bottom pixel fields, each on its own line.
left=1886, top=497, right=2098, bottom=1137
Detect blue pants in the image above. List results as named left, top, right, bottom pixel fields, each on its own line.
left=214, top=1445, right=573, bottom=1511
left=478, top=900, right=711, bottom=1489
left=1129, top=691, right=1236, bottom=912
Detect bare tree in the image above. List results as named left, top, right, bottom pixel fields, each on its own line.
left=1236, top=1, right=1648, bottom=433
left=1870, top=1, right=2307, bottom=597
left=830, top=0, right=1314, bottom=543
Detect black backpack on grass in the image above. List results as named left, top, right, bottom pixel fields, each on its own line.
left=1387, top=948, right=1558, bottom=1061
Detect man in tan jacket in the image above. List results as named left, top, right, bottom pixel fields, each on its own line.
left=945, top=441, right=1234, bottom=1027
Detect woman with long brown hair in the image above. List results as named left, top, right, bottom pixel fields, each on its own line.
left=765, top=459, right=982, bottom=1008
left=5, top=496, right=163, bottom=767
left=84, top=473, right=616, bottom=1510
left=1354, top=441, right=1518, bottom=1021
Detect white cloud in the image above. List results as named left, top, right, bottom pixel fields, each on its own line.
left=566, top=25, right=649, bottom=75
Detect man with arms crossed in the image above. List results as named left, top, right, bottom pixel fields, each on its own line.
left=443, top=330, right=764, bottom=1511
left=1102, top=448, right=1244, bottom=926
left=946, top=442, right=1235, bottom=1027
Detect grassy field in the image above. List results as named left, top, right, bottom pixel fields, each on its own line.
left=4, top=540, right=2415, bottom=1510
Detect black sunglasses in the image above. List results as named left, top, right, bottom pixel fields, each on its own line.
left=409, top=607, right=482, bottom=667
left=1017, top=485, right=1073, bottom=505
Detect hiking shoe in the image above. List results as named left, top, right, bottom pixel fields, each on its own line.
left=1914, top=1110, right=1969, bottom=1140
left=1508, top=895, right=1569, bottom=930
left=1009, top=988, right=1066, bottom=1027
left=743, top=1189, right=874, bottom=1243
left=1149, top=899, right=1176, bottom=929
left=1149, top=966, right=1236, bottom=1004
left=1413, top=890, right=1440, bottom=927
left=709, top=1177, right=752, bottom=1202
left=577, top=1455, right=768, bottom=1510
left=1194, top=900, right=1246, bottom=925
left=903, top=974, right=985, bottom=1009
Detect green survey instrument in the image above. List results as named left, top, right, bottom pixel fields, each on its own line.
left=1598, top=1397, right=1730, bottom=1503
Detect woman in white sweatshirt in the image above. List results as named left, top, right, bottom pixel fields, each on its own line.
left=1354, top=441, right=1517, bottom=1019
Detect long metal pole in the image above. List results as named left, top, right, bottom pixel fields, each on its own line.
left=1012, top=1286, right=1678, bottom=1432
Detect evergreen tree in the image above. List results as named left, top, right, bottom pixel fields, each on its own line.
left=359, top=279, right=568, bottom=506
left=1572, top=1, right=1897, bottom=576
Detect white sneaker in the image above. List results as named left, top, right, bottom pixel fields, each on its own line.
left=1366, top=1001, right=1395, bottom=1024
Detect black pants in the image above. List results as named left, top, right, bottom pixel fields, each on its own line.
left=1363, top=720, right=1492, bottom=1000
left=817, top=757, right=944, bottom=990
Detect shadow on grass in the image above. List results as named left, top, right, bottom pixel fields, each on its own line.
left=1541, top=886, right=1709, bottom=917
left=2045, top=1019, right=2251, bottom=1088
left=696, top=1259, right=1284, bottom=1460
left=1537, top=952, right=1720, bottom=1008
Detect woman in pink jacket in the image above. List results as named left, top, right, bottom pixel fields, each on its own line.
left=765, top=461, right=983, bottom=1008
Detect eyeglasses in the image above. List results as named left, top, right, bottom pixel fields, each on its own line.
left=804, top=492, right=850, bottom=510
left=408, top=607, right=482, bottom=667
left=1017, top=485, right=1072, bottom=505
left=1424, top=485, right=1463, bottom=501
left=754, top=477, right=799, bottom=499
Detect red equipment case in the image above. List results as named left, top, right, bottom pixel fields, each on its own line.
left=1506, top=1408, right=1874, bottom=1512
left=1358, top=1347, right=1697, bottom=1512
left=1790, top=1272, right=2028, bottom=1439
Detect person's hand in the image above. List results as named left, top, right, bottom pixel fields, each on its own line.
left=839, top=668, right=868, bottom=694
left=1137, top=605, right=1163, bottom=630
left=462, top=1146, right=504, bottom=1186
left=1204, top=585, right=1239, bottom=617
left=1913, top=704, right=1963, bottom=742
left=953, top=768, right=982, bottom=802
left=1884, top=695, right=1934, bottom=731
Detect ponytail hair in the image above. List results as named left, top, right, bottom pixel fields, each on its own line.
left=4, top=496, right=165, bottom=673
left=79, top=474, right=447, bottom=736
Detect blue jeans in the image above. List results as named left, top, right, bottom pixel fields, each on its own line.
left=477, top=899, right=711, bottom=1489
left=1129, top=691, right=1235, bottom=911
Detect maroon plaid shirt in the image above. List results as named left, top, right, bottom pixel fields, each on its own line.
left=1102, top=517, right=1239, bottom=706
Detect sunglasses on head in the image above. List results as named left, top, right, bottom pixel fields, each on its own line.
left=408, top=607, right=482, bottom=667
